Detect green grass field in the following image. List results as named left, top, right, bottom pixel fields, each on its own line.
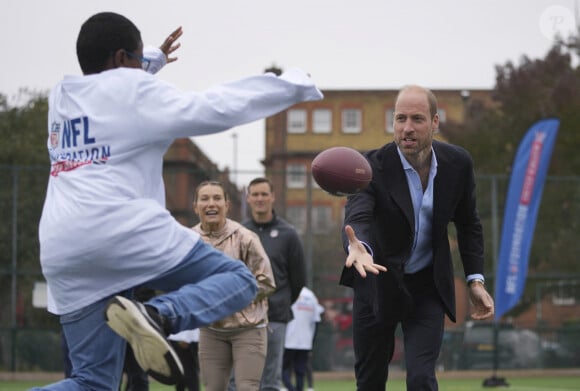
left=4, top=376, right=579, bottom=391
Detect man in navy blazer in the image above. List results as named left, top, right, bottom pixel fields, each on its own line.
left=340, top=85, right=494, bottom=390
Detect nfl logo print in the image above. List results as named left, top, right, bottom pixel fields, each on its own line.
left=50, top=122, right=60, bottom=149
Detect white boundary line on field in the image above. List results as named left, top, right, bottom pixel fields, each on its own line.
left=507, top=387, right=574, bottom=391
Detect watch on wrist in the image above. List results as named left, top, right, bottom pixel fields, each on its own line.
left=468, top=278, right=485, bottom=287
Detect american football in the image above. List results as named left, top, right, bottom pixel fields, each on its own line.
left=311, top=147, right=372, bottom=196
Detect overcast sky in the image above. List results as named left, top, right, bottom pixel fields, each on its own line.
left=1, top=0, right=577, bottom=186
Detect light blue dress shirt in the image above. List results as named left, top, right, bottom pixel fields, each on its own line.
left=397, top=147, right=437, bottom=274
left=396, top=147, right=484, bottom=283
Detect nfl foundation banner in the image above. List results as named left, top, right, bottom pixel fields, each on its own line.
left=494, top=118, right=560, bottom=321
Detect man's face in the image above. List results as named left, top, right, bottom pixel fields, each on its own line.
left=247, top=182, right=274, bottom=215
left=393, top=88, right=438, bottom=159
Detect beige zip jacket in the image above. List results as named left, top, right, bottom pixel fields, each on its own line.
left=192, top=218, right=276, bottom=330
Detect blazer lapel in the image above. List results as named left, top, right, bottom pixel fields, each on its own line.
left=379, top=144, right=415, bottom=233
left=431, top=141, right=454, bottom=228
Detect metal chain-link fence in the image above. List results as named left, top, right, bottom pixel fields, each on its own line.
left=1, top=165, right=579, bottom=372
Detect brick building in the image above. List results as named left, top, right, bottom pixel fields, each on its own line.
left=163, top=138, right=242, bottom=227
left=260, top=87, right=493, bottom=301
left=260, top=87, right=580, bottom=330
left=262, top=88, right=493, bottom=232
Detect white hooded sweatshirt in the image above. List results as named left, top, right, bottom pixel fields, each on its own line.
left=39, top=66, right=322, bottom=314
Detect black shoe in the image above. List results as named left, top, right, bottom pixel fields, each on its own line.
left=105, top=296, right=184, bottom=385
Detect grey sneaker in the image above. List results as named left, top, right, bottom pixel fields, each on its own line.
left=105, top=296, right=184, bottom=385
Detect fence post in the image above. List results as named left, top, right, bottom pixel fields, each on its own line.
left=305, top=172, right=313, bottom=288
left=11, top=166, right=19, bottom=372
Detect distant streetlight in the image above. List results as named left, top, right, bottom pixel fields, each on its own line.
left=460, top=90, right=470, bottom=122
left=232, top=132, right=238, bottom=184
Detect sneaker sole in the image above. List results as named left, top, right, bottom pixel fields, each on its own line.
left=105, top=296, right=184, bottom=385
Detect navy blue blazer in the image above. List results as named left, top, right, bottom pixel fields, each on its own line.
left=340, top=140, right=484, bottom=323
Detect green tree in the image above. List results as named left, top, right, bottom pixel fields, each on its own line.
left=441, top=32, right=580, bottom=317
left=0, top=89, right=49, bottom=165
left=444, top=34, right=580, bottom=176
left=0, top=89, right=55, bottom=330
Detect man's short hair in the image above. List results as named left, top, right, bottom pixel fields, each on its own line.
left=76, top=12, right=142, bottom=75
left=248, top=177, right=274, bottom=192
left=396, top=85, right=439, bottom=120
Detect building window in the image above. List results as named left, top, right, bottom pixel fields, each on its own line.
left=286, top=206, right=306, bottom=234
left=552, top=283, right=576, bottom=306
left=436, top=108, right=446, bottom=132
left=287, top=163, right=307, bottom=188
left=437, top=109, right=446, bottom=124
left=341, top=108, right=362, bottom=133
left=385, top=108, right=395, bottom=134
left=313, top=109, right=332, bottom=133
left=310, top=172, right=320, bottom=189
left=287, top=109, right=307, bottom=133
left=312, top=206, right=332, bottom=234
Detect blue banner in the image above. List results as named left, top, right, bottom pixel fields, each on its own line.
left=494, top=118, right=559, bottom=321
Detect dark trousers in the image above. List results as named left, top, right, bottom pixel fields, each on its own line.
left=171, top=340, right=200, bottom=391
left=282, top=349, right=309, bottom=391
left=123, top=345, right=149, bottom=391
left=352, top=266, right=445, bottom=391
left=306, top=352, right=313, bottom=388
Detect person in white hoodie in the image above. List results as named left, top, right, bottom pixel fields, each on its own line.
left=282, top=287, right=324, bottom=391
left=33, top=11, right=323, bottom=391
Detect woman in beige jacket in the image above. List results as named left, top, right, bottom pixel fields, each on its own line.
left=192, top=180, right=275, bottom=391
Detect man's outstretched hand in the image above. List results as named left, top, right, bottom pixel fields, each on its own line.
left=345, top=225, right=387, bottom=278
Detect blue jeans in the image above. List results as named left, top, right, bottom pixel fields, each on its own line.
left=30, top=240, right=257, bottom=391
left=260, top=322, right=286, bottom=391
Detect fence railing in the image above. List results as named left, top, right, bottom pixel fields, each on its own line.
left=1, top=165, right=579, bottom=372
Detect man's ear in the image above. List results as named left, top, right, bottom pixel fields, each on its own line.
left=111, top=49, right=127, bottom=68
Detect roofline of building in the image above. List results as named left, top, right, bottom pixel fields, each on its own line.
left=317, top=87, right=493, bottom=93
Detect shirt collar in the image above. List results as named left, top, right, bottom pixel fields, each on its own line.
left=251, top=210, right=278, bottom=229
left=396, top=145, right=438, bottom=174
